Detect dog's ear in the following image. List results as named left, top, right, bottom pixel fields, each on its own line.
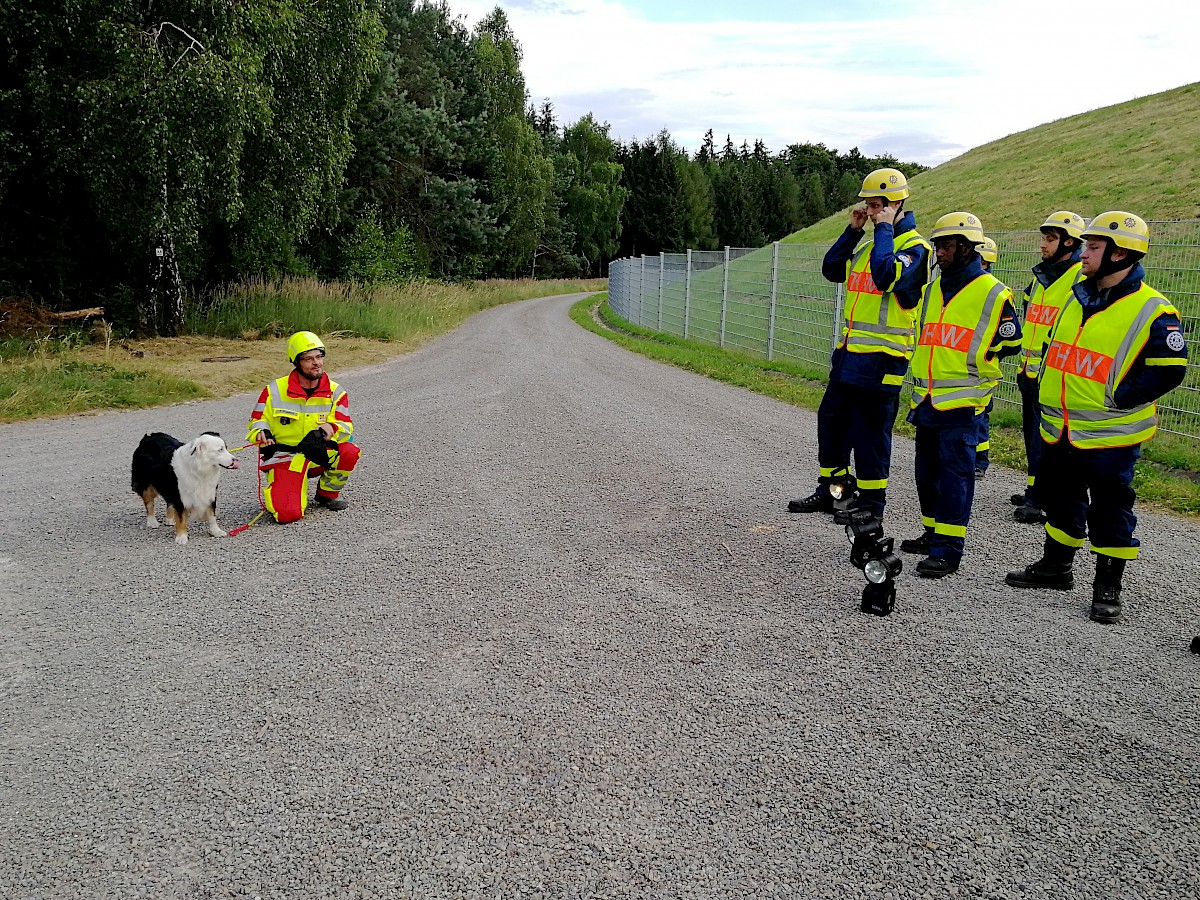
left=202, top=430, right=221, bottom=437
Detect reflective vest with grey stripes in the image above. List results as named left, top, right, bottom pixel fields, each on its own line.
left=839, top=229, right=931, bottom=358
left=1039, top=283, right=1175, bottom=449
left=909, top=274, right=1011, bottom=412
left=1018, top=261, right=1082, bottom=380
left=248, top=375, right=346, bottom=463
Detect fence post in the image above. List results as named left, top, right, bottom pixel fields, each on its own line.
left=832, top=281, right=845, bottom=351
left=720, top=246, right=730, bottom=348
left=767, top=241, right=779, bottom=361
left=684, top=249, right=692, bottom=339
left=638, top=255, right=645, bottom=325
left=658, top=254, right=664, bottom=331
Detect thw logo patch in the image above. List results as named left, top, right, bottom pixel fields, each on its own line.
left=1045, top=341, right=1114, bottom=382
left=920, top=323, right=974, bottom=352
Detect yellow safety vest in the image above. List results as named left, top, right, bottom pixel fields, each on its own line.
left=909, top=274, right=1012, bottom=412
left=1018, top=261, right=1082, bottom=380
left=839, top=229, right=931, bottom=358
left=1038, top=283, right=1176, bottom=449
left=247, top=374, right=352, bottom=449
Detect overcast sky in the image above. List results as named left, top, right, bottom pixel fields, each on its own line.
left=452, top=0, right=1200, bottom=165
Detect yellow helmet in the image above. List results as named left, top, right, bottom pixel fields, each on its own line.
left=287, top=330, right=326, bottom=363
left=931, top=211, right=985, bottom=245
left=978, top=236, right=998, bottom=264
left=1040, top=210, right=1086, bottom=240
left=1082, top=211, right=1150, bottom=254
left=858, top=167, right=910, bottom=201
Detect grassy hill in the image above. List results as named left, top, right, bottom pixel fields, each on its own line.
left=783, top=82, right=1200, bottom=244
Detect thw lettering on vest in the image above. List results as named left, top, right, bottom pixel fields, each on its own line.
left=1045, top=341, right=1113, bottom=383
left=1026, top=303, right=1058, bottom=326
left=847, top=270, right=883, bottom=295
left=920, top=322, right=973, bottom=352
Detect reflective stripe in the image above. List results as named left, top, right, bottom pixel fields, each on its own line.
left=1144, top=357, right=1187, bottom=367
left=1092, top=545, right=1140, bottom=560
left=851, top=321, right=914, bottom=337
left=857, top=478, right=887, bottom=490
left=965, top=282, right=1007, bottom=376
left=881, top=373, right=905, bottom=386
left=1046, top=524, right=1085, bottom=548
left=846, top=335, right=909, bottom=351
left=248, top=420, right=271, bottom=433
left=921, top=515, right=935, bottom=528
left=934, top=522, right=967, bottom=538
left=1107, top=295, right=1171, bottom=406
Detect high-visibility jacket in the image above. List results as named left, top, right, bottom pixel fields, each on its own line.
left=1039, top=283, right=1178, bottom=449
left=909, top=274, right=1013, bottom=412
left=1018, top=260, right=1082, bottom=380
left=247, top=371, right=353, bottom=464
left=839, top=229, right=932, bottom=359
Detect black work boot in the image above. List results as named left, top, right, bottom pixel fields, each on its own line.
left=916, top=556, right=959, bottom=578
left=1013, top=504, right=1047, bottom=524
left=900, top=528, right=933, bottom=555
left=1010, top=492, right=1028, bottom=507
left=1005, top=536, right=1076, bottom=589
left=1089, top=556, right=1126, bottom=623
left=788, top=480, right=833, bottom=514
left=315, top=494, right=349, bottom=511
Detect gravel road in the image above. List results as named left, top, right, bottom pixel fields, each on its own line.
left=2, top=292, right=1198, bottom=899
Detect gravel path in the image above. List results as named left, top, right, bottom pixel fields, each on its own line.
left=2, top=292, right=1198, bottom=899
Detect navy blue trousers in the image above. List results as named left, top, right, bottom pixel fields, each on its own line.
left=976, top=398, right=993, bottom=470
left=816, top=381, right=899, bottom=518
left=1038, top=439, right=1141, bottom=559
left=913, top=413, right=982, bottom=563
left=1018, top=375, right=1043, bottom=506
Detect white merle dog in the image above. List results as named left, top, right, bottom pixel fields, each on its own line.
left=131, top=432, right=239, bottom=545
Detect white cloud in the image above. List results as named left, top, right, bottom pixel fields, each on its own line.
left=454, top=0, right=1200, bottom=163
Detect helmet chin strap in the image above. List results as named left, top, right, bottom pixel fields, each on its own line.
left=1095, top=242, right=1133, bottom=279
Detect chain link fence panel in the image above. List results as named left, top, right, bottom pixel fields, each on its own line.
left=607, top=220, right=1200, bottom=438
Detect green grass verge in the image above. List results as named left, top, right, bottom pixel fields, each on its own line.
left=188, top=277, right=606, bottom=341
left=0, top=359, right=208, bottom=421
left=574, top=293, right=1200, bottom=519
left=3, top=277, right=604, bottom=421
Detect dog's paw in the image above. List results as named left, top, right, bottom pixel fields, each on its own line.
left=210, top=527, right=228, bottom=538
left=145, top=517, right=160, bottom=529
left=174, top=532, right=189, bottom=545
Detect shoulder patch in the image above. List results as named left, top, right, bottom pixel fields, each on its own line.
left=897, top=253, right=912, bottom=266
left=998, top=321, right=1018, bottom=339
left=1166, top=331, right=1186, bottom=352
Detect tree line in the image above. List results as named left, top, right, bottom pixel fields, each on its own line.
left=0, top=0, right=924, bottom=334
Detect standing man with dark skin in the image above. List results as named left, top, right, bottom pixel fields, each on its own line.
left=1009, top=211, right=1086, bottom=524
left=788, top=168, right=931, bottom=523
left=1005, top=212, right=1187, bottom=623
left=900, top=212, right=1023, bottom=578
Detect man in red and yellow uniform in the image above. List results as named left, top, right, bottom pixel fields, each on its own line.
left=1006, top=212, right=1187, bottom=623
left=1009, top=211, right=1086, bottom=524
left=246, top=331, right=360, bottom=523
left=899, top=212, right=1022, bottom=578
left=788, top=167, right=932, bottom=522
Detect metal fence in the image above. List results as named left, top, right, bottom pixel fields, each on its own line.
left=607, top=221, right=1200, bottom=439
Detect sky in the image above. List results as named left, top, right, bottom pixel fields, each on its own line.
left=452, top=0, right=1200, bottom=165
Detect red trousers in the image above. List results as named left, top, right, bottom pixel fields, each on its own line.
left=261, top=442, right=360, bottom=524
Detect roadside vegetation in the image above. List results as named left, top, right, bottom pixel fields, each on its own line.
left=0, top=278, right=603, bottom=422
left=574, top=293, right=1200, bottom=519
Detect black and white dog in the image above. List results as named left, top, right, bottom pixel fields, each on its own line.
left=131, top=432, right=239, bottom=545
